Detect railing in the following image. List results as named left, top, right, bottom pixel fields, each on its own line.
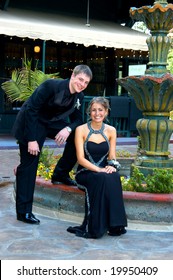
left=0, top=94, right=142, bottom=136
left=82, top=96, right=142, bottom=137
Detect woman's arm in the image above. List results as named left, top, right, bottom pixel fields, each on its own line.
left=107, top=126, right=117, bottom=160
left=106, top=125, right=121, bottom=171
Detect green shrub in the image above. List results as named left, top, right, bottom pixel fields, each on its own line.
left=122, top=166, right=173, bottom=194
left=116, top=149, right=135, bottom=158
left=122, top=166, right=146, bottom=192
left=145, top=168, right=173, bottom=193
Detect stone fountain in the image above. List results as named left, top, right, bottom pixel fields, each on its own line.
left=117, top=0, right=173, bottom=176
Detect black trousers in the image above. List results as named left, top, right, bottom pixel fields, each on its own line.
left=16, top=120, right=77, bottom=213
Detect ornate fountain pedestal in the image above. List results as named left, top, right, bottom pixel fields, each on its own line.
left=118, top=73, right=173, bottom=175
left=117, top=1, right=173, bottom=176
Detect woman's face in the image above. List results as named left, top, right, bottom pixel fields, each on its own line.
left=90, top=102, right=108, bottom=123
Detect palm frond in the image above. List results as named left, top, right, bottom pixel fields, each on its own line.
left=1, top=58, right=61, bottom=102
left=1, top=80, right=21, bottom=102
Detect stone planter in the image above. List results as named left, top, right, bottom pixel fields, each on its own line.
left=118, top=157, right=135, bottom=177
left=123, top=191, right=173, bottom=223
left=33, top=177, right=173, bottom=224
left=34, top=177, right=85, bottom=219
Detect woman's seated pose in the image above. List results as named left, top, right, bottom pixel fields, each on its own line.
left=67, top=96, right=127, bottom=238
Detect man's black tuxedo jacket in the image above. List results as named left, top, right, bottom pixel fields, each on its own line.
left=12, top=78, right=84, bottom=144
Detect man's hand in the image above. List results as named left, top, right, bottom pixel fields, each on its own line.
left=28, top=141, right=40, bottom=156
left=55, top=127, right=71, bottom=146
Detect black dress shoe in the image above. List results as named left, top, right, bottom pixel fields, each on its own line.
left=51, top=175, right=77, bottom=186
left=108, top=226, right=127, bottom=236
left=67, top=225, right=86, bottom=234
left=17, top=212, right=40, bottom=224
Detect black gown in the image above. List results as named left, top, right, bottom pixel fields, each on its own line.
left=67, top=122, right=127, bottom=238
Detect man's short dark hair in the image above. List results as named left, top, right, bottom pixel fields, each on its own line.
left=73, top=65, right=93, bottom=80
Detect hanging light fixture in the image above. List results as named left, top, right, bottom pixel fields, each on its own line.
left=34, top=46, right=40, bottom=53
left=86, top=0, right=90, bottom=27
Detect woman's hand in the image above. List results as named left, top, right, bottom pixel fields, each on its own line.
left=98, top=166, right=116, bottom=173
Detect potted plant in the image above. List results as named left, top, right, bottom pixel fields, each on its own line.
left=1, top=51, right=60, bottom=102
left=116, top=149, right=136, bottom=177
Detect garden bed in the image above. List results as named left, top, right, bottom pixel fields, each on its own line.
left=34, top=177, right=173, bottom=224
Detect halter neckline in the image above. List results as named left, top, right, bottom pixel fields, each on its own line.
left=87, top=121, right=105, bottom=134
left=76, top=121, right=110, bottom=175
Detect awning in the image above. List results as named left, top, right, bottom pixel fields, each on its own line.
left=0, top=8, right=148, bottom=51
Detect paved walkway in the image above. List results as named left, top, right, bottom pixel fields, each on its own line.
left=1, top=135, right=173, bottom=260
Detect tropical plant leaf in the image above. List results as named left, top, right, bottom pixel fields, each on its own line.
left=1, top=54, right=61, bottom=102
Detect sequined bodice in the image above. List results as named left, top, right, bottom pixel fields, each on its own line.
left=77, top=122, right=110, bottom=172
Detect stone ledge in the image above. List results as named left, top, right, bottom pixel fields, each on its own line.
left=123, top=191, right=173, bottom=202
left=34, top=177, right=173, bottom=224
left=36, top=177, right=173, bottom=202
left=36, top=177, right=84, bottom=194
left=35, top=177, right=85, bottom=215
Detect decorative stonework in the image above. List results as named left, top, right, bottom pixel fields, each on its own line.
left=117, top=1, right=173, bottom=176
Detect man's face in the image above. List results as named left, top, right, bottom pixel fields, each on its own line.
left=69, top=73, right=91, bottom=93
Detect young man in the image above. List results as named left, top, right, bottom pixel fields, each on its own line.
left=13, top=64, right=92, bottom=224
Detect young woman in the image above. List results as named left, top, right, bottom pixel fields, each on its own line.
left=67, top=97, right=127, bottom=238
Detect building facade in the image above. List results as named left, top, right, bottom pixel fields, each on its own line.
left=0, top=3, right=149, bottom=134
